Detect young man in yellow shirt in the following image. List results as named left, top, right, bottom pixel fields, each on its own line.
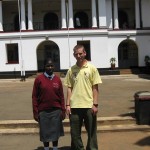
left=64, top=44, right=102, bottom=150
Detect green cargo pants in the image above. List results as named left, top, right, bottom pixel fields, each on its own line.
left=70, top=108, right=98, bottom=150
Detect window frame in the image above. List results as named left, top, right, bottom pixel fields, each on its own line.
left=6, top=43, right=19, bottom=64
left=77, top=40, right=91, bottom=61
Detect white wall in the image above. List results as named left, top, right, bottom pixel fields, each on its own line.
left=90, top=36, right=108, bottom=68
left=135, top=34, right=150, bottom=66
left=1, top=29, right=150, bottom=73
left=0, top=39, right=21, bottom=72
left=107, top=37, right=122, bottom=68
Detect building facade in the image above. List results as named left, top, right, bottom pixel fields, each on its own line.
left=0, top=0, right=150, bottom=78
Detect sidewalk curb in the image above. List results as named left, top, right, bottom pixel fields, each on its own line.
left=0, top=125, right=150, bottom=135
left=0, top=116, right=150, bottom=135
left=0, top=116, right=136, bottom=128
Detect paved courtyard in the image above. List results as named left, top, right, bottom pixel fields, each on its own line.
left=0, top=74, right=150, bottom=150
left=0, top=131, right=150, bottom=150
left=0, top=74, right=150, bottom=120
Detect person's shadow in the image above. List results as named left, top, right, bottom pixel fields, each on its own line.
left=135, top=136, right=150, bottom=146
left=34, top=146, right=71, bottom=150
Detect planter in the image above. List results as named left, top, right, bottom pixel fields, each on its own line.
left=111, top=63, right=116, bottom=69
left=110, top=57, right=116, bottom=69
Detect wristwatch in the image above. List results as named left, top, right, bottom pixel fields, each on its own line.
left=93, top=104, right=98, bottom=107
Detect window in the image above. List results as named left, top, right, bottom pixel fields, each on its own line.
left=6, top=44, right=19, bottom=64
left=77, top=41, right=91, bottom=61
left=74, top=12, right=89, bottom=29
left=44, top=13, right=59, bottom=30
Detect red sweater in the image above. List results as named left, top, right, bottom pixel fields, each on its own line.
left=32, top=74, right=65, bottom=118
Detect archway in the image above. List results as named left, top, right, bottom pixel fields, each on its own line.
left=118, top=39, right=138, bottom=69
left=74, top=11, right=89, bottom=28
left=44, top=12, right=59, bottom=30
left=37, top=41, right=60, bottom=72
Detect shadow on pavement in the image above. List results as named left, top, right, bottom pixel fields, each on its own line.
left=119, top=112, right=135, bottom=118
left=119, top=99, right=136, bottom=118
left=135, top=136, right=150, bottom=146
left=138, top=74, right=150, bottom=80
left=34, top=146, right=71, bottom=150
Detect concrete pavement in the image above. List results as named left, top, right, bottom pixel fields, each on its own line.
left=1, top=131, right=150, bottom=150
left=0, top=74, right=150, bottom=120
left=0, top=74, right=150, bottom=149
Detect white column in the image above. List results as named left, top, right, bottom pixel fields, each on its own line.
left=68, top=0, right=74, bottom=28
left=108, top=0, right=113, bottom=29
left=27, top=0, right=33, bottom=30
left=20, top=0, right=26, bottom=30
left=0, top=0, right=3, bottom=31
left=113, top=0, right=119, bottom=29
left=91, top=0, right=97, bottom=28
left=98, top=0, right=107, bottom=28
left=61, top=0, right=67, bottom=29
left=135, top=0, right=140, bottom=29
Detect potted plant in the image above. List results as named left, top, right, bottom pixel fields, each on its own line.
left=144, top=55, right=150, bottom=67
left=110, top=57, right=116, bottom=69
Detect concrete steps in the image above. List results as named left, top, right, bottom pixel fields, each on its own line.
left=0, top=116, right=150, bottom=135
left=120, top=69, right=132, bottom=74
left=119, top=69, right=140, bottom=75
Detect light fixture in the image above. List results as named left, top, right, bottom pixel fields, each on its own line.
left=45, top=35, right=49, bottom=40
left=127, top=34, right=130, bottom=39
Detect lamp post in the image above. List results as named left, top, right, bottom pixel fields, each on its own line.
left=66, top=2, right=71, bottom=68
left=18, top=0, right=25, bottom=81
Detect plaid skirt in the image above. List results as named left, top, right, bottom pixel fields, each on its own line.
left=39, top=109, right=64, bottom=142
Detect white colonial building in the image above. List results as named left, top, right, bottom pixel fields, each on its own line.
left=0, top=0, right=150, bottom=78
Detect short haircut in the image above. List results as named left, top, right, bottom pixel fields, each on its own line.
left=73, top=44, right=85, bottom=53
left=44, top=58, right=53, bottom=66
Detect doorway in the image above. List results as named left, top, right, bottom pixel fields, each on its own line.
left=118, top=39, right=138, bottom=69
left=37, top=41, right=60, bottom=72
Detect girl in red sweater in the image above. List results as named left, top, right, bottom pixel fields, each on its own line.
left=32, top=59, right=65, bottom=150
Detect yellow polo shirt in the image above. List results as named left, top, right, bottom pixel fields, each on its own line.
left=64, top=62, right=102, bottom=108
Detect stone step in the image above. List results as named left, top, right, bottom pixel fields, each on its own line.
left=0, top=116, right=135, bottom=129
left=120, top=69, right=140, bottom=74
left=99, top=116, right=136, bottom=126
left=120, top=69, right=132, bottom=74
left=0, top=117, right=150, bottom=135
left=0, top=124, right=150, bottom=135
